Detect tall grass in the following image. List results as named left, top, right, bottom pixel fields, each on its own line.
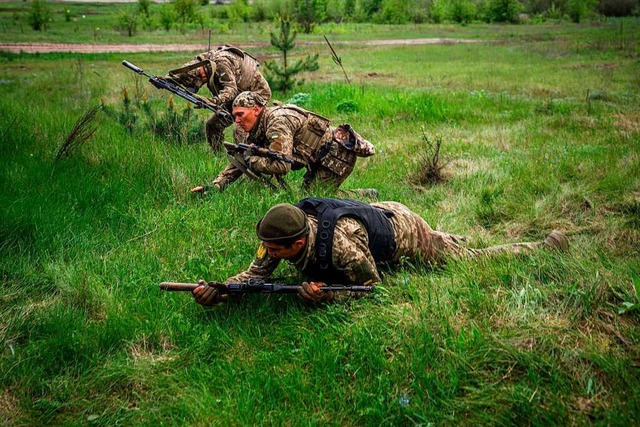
left=1, top=21, right=640, bottom=425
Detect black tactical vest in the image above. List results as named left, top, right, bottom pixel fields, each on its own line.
left=294, top=197, right=396, bottom=282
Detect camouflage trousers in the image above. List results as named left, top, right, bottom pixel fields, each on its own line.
left=205, top=105, right=235, bottom=152
left=372, top=202, right=545, bottom=265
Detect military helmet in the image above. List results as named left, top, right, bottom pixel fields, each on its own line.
left=256, top=203, right=309, bottom=244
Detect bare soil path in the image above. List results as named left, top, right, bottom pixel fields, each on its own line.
left=0, top=38, right=479, bottom=54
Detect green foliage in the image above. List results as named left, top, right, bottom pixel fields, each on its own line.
left=114, top=9, right=139, bottom=37
left=1, top=20, right=640, bottom=426
left=28, top=0, right=51, bottom=31
left=264, top=15, right=320, bottom=92
left=286, top=92, right=311, bottom=106
left=615, top=273, right=640, bottom=314
left=448, top=0, right=478, bottom=23
left=159, top=5, right=177, bottom=31
left=102, top=87, right=138, bottom=133
left=485, top=0, right=523, bottom=22
left=144, top=97, right=206, bottom=146
left=430, top=0, right=448, bottom=23
left=567, top=0, right=598, bottom=22
left=103, top=87, right=205, bottom=145
left=172, top=0, right=197, bottom=24
left=292, top=0, right=326, bottom=33
left=138, top=0, right=152, bottom=18
left=375, top=0, right=411, bottom=24
left=336, top=99, right=359, bottom=113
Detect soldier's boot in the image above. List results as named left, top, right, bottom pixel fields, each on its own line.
left=544, top=231, right=569, bottom=252
left=350, top=127, right=372, bottom=147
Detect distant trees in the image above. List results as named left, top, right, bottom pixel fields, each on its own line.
left=218, top=0, right=635, bottom=27
left=23, top=0, right=637, bottom=37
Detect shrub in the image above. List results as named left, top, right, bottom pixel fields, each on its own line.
left=430, top=0, right=448, bottom=23
left=172, top=0, right=197, bottom=24
left=115, top=9, right=139, bottom=36
left=28, top=0, right=51, bottom=31
left=448, top=0, right=478, bottom=23
left=159, top=6, right=176, bottom=31
left=485, top=0, right=523, bottom=22
left=567, top=0, right=597, bottom=22
left=411, top=132, right=449, bottom=186
left=138, top=0, right=152, bottom=18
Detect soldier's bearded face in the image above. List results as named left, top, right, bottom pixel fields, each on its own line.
left=233, top=106, right=261, bottom=132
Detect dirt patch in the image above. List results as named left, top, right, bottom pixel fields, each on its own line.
left=0, top=38, right=480, bottom=54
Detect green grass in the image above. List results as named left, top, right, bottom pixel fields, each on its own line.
left=1, top=17, right=640, bottom=426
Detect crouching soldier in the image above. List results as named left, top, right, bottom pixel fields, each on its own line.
left=165, top=45, right=271, bottom=151
left=191, top=92, right=375, bottom=193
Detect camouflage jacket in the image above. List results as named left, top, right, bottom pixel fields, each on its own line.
left=226, top=215, right=381, bottom=286
left=171, top=46, right=271, bottom=106
left=225, top=201, right=442, bottom=285
left=245, top=106, right=375, bottom=177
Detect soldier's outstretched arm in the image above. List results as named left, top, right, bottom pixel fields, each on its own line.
left=225, top=243, right=281, bottom=284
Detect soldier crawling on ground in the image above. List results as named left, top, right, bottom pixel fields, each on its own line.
left=165, top=45, right=271, bottom=151
left=189, top=92, right=376, bottom=194
left=191, top=197, right=569, bottom=305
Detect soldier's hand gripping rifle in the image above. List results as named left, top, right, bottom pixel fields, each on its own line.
left=160, top=279, right=373, bottom=294
left=222, top=142, right=296, bottom=190
left=223, top=142, right=296, bottom=165
left=121, top=60, right=231, bottom=122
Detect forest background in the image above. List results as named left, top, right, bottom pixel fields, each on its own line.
left=1, top=0, right=639, bottom=425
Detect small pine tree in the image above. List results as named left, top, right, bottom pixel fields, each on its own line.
left=264, top=15, right=319, bottom=92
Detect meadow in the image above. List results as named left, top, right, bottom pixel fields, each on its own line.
left=1, top=7, right=639, bottom=425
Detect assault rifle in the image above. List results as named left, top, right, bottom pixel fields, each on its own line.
left=121, top=60, right=231, bottom=122
left=159, top=279, right=373, bottom=294
left=223, top=142, right=296, bottom=165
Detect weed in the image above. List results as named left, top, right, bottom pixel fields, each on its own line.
left=411, top=131, right=449, bottom=186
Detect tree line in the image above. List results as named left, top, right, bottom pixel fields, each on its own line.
left=25, top=0, right=640, bottom=34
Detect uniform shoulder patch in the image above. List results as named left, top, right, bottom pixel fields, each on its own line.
left=256, top=244, right=267, bottom=260
left=270, top=133, right=279, bottom=139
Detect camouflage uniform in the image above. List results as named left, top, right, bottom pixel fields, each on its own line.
left=167, top=45, right=271, bottom=151
left=227, top=201, right=549, bottom=286
left=212, top=105, right=375, bottom=190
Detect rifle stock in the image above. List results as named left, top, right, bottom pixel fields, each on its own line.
left=159, top=280, right=373, bottom=294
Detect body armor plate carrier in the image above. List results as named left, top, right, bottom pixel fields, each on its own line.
left=295, top=197, right=397, bottom=283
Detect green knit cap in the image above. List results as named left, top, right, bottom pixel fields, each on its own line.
left=256, top=203, right=309, bottom=243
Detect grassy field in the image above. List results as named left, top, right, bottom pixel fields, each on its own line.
left=1, top=11, right=640, bottom=426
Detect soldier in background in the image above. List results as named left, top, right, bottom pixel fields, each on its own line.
left=165, top=45, right=271, bottom=151
left=192, top=198, right=569, bottom=305
left=190, top=92, right=375, bottom=193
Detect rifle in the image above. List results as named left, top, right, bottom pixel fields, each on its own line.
left=159, top=279, right=373, bottom=294
left=223, top=142, right=296, bottom=165
left=121, top=60, right=231, bottom=122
